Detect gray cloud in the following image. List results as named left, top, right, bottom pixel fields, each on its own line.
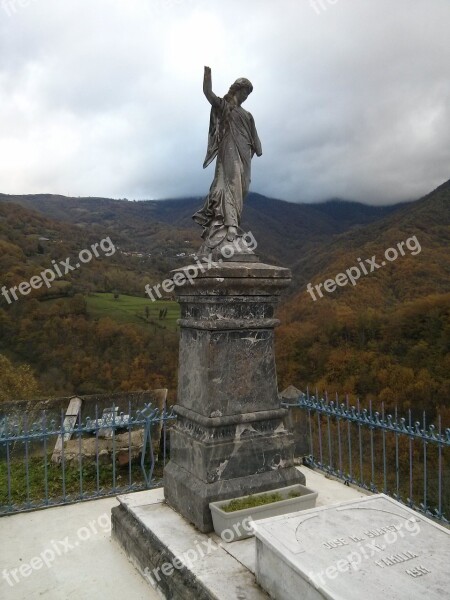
left=0, top=0, right=449, bottom=204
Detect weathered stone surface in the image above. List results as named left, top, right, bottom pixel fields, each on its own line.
left=170, top=416, right=295, bottom=482
left=112, top=490, right=270, bottom=599
left=172, top=261, right=292, bottom=297
left=254, top=494, right=450, bottom=600
left=165, top=461, right=305, bottom=533
left=53, top=429, right=151, bottom=465
left=164, top=259, right=306, bottom=532
left=178, top=328, right=278, bottom=417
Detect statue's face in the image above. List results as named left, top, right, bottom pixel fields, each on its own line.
left=235, top=87, right=250, bottom=105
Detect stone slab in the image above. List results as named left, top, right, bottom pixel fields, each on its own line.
left=117, top=487, right=165, bottom=508
left=254, top=494, right=450, bottom=600
left=112, top=492, right=270, bottom=600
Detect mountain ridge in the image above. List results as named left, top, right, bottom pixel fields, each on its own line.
left=0, top=191, right=411, bottom=268
left=275, top=179, right=450, bottom=411
left=0, top=180, right=448, bottom=407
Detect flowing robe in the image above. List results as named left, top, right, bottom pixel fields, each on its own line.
left=192, top=97, right=262, bottom=244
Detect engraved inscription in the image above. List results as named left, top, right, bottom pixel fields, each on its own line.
left=263, top=496, right=449, bottom=597
left=349, top=535, right=365, bottom=543
left=406, top=565, right=431, bottom=578
left=364, top=525, right=400, bottom=538
left=322, top=523, right=404, bottom=550
left=323, top=538, right=349, bottom=549
left=375, top=551, right=418, bottom=568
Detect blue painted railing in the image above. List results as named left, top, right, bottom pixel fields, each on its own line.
left=2, top=391, right=448, bottom=524
left=283, top=391, right=450, bottom=525
left=0, top=403, right=176, bottom=516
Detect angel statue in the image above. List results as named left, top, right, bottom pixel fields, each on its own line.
left=192, top=66, right=262, bottom=254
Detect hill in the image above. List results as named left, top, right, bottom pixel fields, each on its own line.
left=0, top=192, right=405, bottom=268
left=275, top=180, right=450, bottom=415
left=0, top=202, right=181, bottom=399
left=0, top=199, right=192, bottom=300
left=0, top=183, right=448, bottom=411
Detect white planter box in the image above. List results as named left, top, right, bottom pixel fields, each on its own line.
left=209, top=484, right=318, bottom=542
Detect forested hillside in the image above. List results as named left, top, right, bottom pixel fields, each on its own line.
left=276, top=180, right=450, bottom=417
left=0, top=184, right=448, bottom=418
left=0, top=202, right=180, bottom=399
left=0, top=201, right=182, bottom=298
left=0, top=192, right=404, bottom=268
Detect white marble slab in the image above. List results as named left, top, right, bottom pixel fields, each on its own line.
left=118, top=493, right=269, bottom=599
left=254, top=494, right=450, bottom=600
left=117, top=488, right=164, bottom=508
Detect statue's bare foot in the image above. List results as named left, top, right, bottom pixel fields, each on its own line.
left=226, top=226, right=237, bottom=242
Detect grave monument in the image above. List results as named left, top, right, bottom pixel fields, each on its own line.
left=111, top=68, right=450, bottom=600
left=254, top=494, right=450, bottom=600
left=163, top=66, right=305, bottom=532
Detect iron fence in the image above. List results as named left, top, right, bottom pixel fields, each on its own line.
left=0, top=402, right=176, bottom=516
left=3, top=391, right=449, bottom=524
left=284, top=391, right=450, bottom=525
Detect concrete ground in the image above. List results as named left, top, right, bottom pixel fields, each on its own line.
left=0, top=467, right=369, bottom=600
left=0, top=496, right=161, bottom=600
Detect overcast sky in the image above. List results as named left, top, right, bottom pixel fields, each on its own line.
left=0, top=0, right=449, bottom=205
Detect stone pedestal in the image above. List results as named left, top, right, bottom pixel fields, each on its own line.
left=164, top=258, right=305, bottom=532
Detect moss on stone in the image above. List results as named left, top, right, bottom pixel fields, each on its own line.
left=222, top=490, right=300, bottom=512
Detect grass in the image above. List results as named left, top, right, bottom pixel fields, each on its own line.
left=0, top=456, right=164, bottom=511
left=86, top=293, right=180, bottom=331
left=222, top=490, right=301, bottom=512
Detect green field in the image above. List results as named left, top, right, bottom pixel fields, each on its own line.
left=86, top=293, right=180, bottom=331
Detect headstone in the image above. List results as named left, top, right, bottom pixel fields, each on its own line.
left=254, top=494, right=450, bottom=600
left=51, top=396, right=82, bottom=463
left=98, top=406, right=120, bottom=438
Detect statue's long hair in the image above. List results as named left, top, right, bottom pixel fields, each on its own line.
left=224, top=78, right=253, bottom=102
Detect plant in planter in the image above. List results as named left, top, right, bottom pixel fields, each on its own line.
left=222, top=491, right=301, bottom=512
left=209, top=484, right=318, bottom=542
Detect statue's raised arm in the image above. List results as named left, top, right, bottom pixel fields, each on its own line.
left=203, top=66, right=220, bottom=107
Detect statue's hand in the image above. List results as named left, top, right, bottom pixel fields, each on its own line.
left=203, top=66, right=218, bottom=105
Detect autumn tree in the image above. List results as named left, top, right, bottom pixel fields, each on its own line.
left=0, top=354, right=40, bottom=402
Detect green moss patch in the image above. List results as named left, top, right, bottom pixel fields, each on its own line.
left=222, top=490, right=301, bottom=512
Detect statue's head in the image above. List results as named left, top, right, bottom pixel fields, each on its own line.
left=225, top=78, right=253, bottom=105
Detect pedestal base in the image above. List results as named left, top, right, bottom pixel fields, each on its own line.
left=164, top=461, right=305, bottom=533
left=164, top=259, right=306, bottom=533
